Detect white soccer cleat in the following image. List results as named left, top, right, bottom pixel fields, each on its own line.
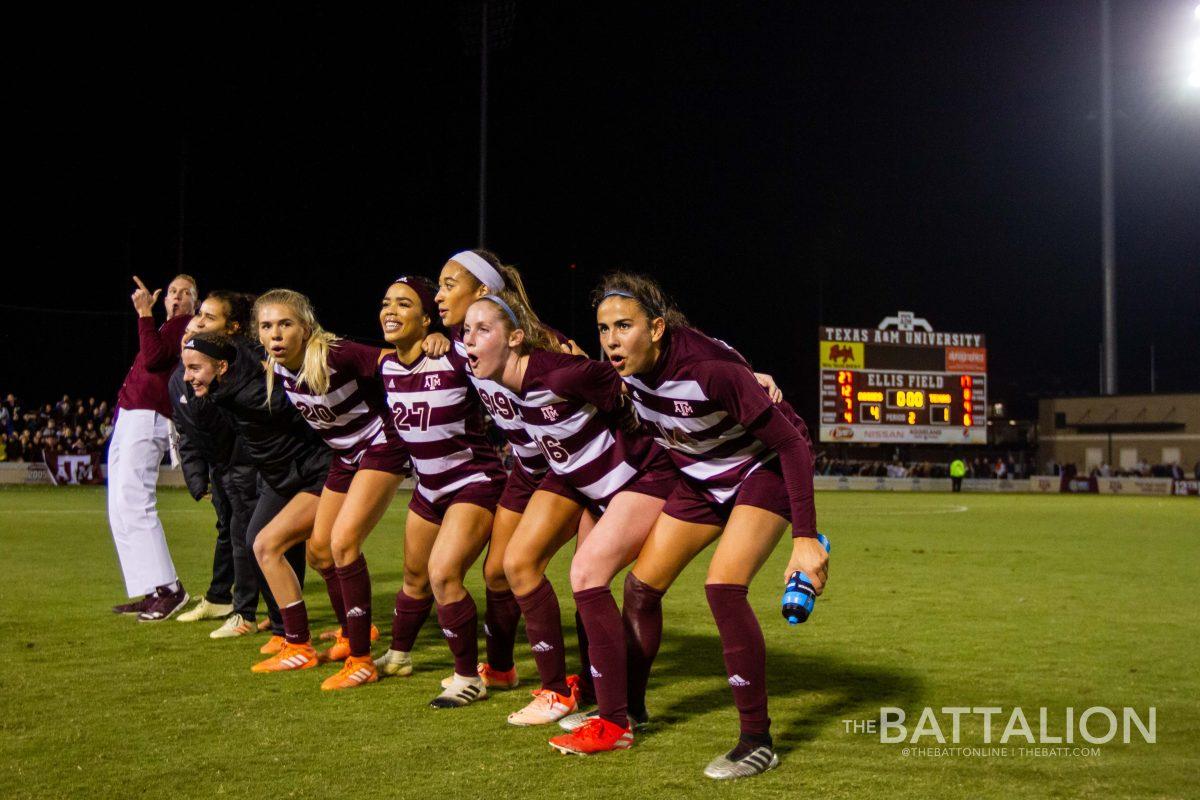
left=210, top=613, right=256, bottom=639
left=507, top=687, right=578, bottom=726
left=374, top=649, right=413, bottom=677
left=430, top=674, right=487, bottom=708
left=703, top=744, right=779, bottom=780
left=177, top=597, right=233, bottom=622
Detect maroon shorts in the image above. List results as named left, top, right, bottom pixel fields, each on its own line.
left=662, top=457, right=789, bottom=527
left=408, top=475, right=506, bottom=525
left=538, top=450, right=678, bottom=517
left=324, top=438, right=410, bottom=493
left=497, top=464, right=543, bottom=514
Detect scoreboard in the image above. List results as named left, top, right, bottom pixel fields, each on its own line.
left=818, top=312, right=987, bottom=444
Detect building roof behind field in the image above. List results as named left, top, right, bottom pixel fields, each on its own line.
left=1038, top=394, right=1200, bottom=472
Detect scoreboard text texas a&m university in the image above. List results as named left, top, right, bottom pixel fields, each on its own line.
left=819, top=311, right=987, bottom=444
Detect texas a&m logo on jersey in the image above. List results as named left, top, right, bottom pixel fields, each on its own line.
left=424, top=374, right=442, bottom=391
left=541, top=406, right=559, bottom=422
left=673, top=400, right=694, bottom=416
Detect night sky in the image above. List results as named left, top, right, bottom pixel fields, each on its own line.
left=6, top=1, right=1198, bottom=423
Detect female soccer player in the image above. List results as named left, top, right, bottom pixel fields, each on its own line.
left=433, top=249, right=589, bottom=697
left=250, top=289, right=410, bottom=690
left=182, top=330, right=330, bottom=656
left=462, top=288, right=678, bottom=738
left=370, top=275, right=508, bottom=707
left=586, top=272, right=828, bottom=779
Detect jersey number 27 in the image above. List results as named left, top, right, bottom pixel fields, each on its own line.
left=391, top=400, right=431, bottom=432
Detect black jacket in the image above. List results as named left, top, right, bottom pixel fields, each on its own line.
left=169, top=363, right=242, bottom=499
left=210, top=338, right=332, bottom=496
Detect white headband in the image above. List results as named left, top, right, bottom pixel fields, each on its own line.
left=450, top=250, right=504, bottom=292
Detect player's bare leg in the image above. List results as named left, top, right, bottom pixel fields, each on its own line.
left=250, top=492, right=320, bottom=673
left=503, top=491, right=586, bottom=725
left=703, top=505, right=789, bottom=780
left=320, top=469, right=403, bottom=689
left=306, top=488, right=350, bottom=661
left=376, top=510, right=438, bottom=678
left=550, top=491, right=666, bottom=754
left=428, top=502, right=494, bottom=707
left=476, top=505, right=523, bottom=688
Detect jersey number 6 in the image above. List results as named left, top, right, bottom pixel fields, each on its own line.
left=536, top=435, right=570, bottom=464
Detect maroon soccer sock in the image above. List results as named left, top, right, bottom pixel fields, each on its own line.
left=574, top=608, right=596, bottom=705
left=705, top=583, right=770, bottom=737
left=574, top=587, right=629, bottom=729
left=484, top=588, right=521, bottom=672
left=318, top=564, right=348, bottom=630
left=391, top=590, right=433, bottom=652
left=514, top=577, right=569, bottom=696
left=436, top=593, right=480, bottom=678
left=334, top=555, right=372, bottom=657
left=281, top=600, right=310, bottom=645
left=622, top=572, right=665, bottom=718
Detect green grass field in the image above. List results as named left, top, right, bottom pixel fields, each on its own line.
left=1, top=486, right=1196, bottom=799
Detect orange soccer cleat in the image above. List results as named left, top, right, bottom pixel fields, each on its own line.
left=251, top=641, right=319, bottom=673
left=259, top=635, right=286, bottom=655
left=441, top=662, right=519, bottom=691
left=507, top=683, right=579, bottom=726
left=478, top=662, right=520, bottom=690
left=320, top=655, right=378, bottom=691
left=320, top=625, right=380, bottom=662
left=548, top=717, right=634, bottom=755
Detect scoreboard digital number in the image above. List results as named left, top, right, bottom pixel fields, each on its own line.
left=818, top=312, right=987, bottom=444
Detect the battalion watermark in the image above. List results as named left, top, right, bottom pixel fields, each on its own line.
left=842, top=707, right=1155, bottom=758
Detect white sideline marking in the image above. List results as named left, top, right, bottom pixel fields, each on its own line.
left=13, top=509, right=212, bottom=515
left=837, top=504, right=969, bottom=516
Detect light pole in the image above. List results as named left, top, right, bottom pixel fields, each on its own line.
left=1100, top=0, right=1117, bottom=395
left=463, top=0, right=516, bottom=249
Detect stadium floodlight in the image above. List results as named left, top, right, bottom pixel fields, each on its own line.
left=1189, top=37, right=1200, bottom=89
left=1191, top=6, right=1200, bottom=90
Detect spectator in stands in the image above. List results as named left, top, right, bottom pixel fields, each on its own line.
left=40, top=431, right=62, bottom=459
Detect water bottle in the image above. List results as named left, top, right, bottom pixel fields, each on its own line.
left=782, top=533, right=831, bottom=625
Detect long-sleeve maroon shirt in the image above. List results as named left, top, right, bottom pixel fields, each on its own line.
left=116, top=314, right=193, bottom=419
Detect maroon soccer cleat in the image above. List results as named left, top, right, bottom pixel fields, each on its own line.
left=137, top=584, right=190, bottom=622
left=112, top=596, right=154, bottom=615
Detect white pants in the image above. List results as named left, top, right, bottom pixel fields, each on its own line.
left=107, top=409, right=178, bottom=596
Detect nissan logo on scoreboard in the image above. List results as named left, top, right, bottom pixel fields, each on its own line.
left=818, top=312, right=987, bottom=445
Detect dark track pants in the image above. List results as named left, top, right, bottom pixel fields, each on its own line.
left=205, top=464, right=261, bottom=618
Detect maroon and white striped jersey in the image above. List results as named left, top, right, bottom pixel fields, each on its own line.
left=456, top=340, right=549, bottom=477
left=501, top=349, right=655, bottom=504
left=273, top=340, right=395, bottom=456
left=621, top=327, right=795, bottom=504
left=379, top=347, right=503, bottom=505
